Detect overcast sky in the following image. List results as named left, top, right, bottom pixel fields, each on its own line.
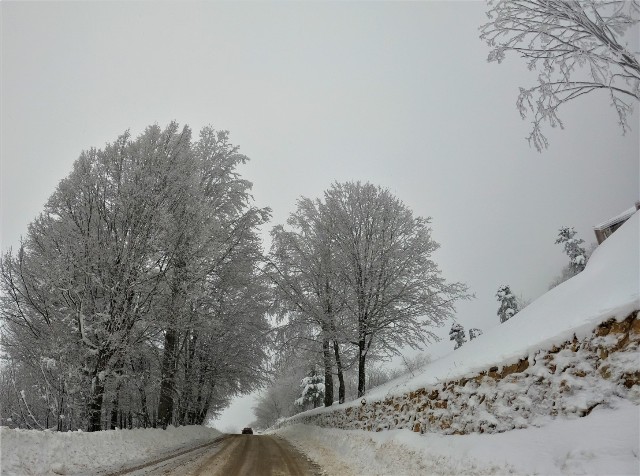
left=2, top=1, right=638, bottom=431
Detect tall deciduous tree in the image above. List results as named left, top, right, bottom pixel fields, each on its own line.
left=480, top=0, right=640, bottom=151
left=323, top=182, right=469, bottom=397
left=268, top=197, right=348, bottom=406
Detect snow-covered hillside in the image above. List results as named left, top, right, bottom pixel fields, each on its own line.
left=295, top=211, right=639, bottom=411
left=273, top=212, right=640, bottom=474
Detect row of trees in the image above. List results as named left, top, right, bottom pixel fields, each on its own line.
left=1, top=123, right=271, bottom=431
left=1, top=129, right=470, bottom=431
left=267, top=182, right=469, bottom=404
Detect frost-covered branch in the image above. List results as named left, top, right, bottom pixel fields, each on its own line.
left=480, top=0, right=640, bottom=150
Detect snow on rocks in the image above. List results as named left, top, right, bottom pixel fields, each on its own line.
left=278, top=313, right=639, bottom=435
left=0, top=425, right=221, bottom=476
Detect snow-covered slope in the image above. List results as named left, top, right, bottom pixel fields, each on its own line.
left=317, top=211, right=639, bottom=409
left=271, top=212, right=639, bottom=475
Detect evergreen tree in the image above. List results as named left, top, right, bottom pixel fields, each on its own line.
left=555, top=227, right=587, bottom=274
left=496, top=285, right=519, bottom=323
left=449, top=323, right=466, bottom=350
left=469, top=328, right=483, bottom=340
left=295, top=369, right=324, bottom=409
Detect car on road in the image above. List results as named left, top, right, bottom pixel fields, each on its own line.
left=241, top=427, right=253, bottom=434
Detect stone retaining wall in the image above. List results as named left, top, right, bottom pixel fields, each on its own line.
left=278, top=312, right=639, bottom=435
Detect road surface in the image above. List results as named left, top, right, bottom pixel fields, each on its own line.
left=118, top=434, right=323, bottom=476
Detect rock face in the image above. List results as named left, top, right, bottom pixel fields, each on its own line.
left=277, top=312, right=639, bottom=435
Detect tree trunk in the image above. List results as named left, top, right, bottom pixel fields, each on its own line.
left=57, top=390, right=65, bottom=431
left=88, top=351, right=110, bottom=432
left=178, top=330, right=198, bottom=425
left=357, top=338, right=366, bottom=398
left=138, top=386, right=149, bottom=428
left=332, top=339, right=345, bottom=404
left=322, top=336, right=333, bottom=407
left=88, top=379, right=105, bottom=432
left=110, top=390, right=119, bottom=430
left=157, top=327, right=178, bottom=429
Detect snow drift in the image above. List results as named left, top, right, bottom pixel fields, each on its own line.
left=0, top=425, right=221, bottom=476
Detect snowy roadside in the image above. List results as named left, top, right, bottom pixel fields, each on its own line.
left=0, top=425, right=222, bottom=476
left=274, top=400, right=639, bottom=475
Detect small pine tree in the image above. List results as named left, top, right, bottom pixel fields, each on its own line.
left=496, top=285, right=519, bottom=323
left=469, top=328, right=483, bottom=340
left=294, top=370, right=325, bottom=409
left=555, top=227, right=587, bottom=273
left=449, top=323, right=466, bottom=350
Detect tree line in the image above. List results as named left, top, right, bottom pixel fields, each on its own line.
left=1, top=124, right=468, bottom=431
left=1, top=124, right=270, bottom=431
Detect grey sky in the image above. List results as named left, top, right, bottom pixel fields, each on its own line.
left=2, top=1, right=638, bottom=431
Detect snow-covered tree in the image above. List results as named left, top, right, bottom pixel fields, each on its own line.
left=155, top=126, right=271, bottom=429
left=0, top=123, right=271, bottom=431
left=480, top=0, right=640, bottom=151
left=449, top=323, right=466, bottom=350
left=295, top=370, right=325, bottom=409
left=469, top=328, right=483, bottom=340
left=549, top=242, right=596, bottom=290
left=555, top=227, right=588, bottom=274
left=496, top=285, right=519, bottom=323
left=269, top=182, right=469, bottom=400
left=268, top=197, right=348, bottom=406
left=323, top=182, right=470, bottom=397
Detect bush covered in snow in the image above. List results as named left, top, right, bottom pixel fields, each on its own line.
left=496, top=285, right=519, bottom=323
left=449, top=324, right=466, bottom=350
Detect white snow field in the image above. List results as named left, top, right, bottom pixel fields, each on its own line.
left=0, top=425, right=221, bottom=475
left=274, top=212, right=640, bottom=474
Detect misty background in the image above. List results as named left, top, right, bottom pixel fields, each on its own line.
left=2, top=1, right=638, bottom=430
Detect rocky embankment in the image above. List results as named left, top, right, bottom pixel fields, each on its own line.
left=278, top=312, right=639, bottom=435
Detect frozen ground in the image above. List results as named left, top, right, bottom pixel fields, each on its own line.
left=0, top=425, right=221, bottom=476
left=276, top=400, right=639, bottom=475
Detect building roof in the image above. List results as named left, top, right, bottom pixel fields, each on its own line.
left=594, top=206, right=637, bottom=230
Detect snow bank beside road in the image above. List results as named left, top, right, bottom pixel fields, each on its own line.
left=276, top=400, right=639, bottom=475
left=0, top=425, right=221, bottom=476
